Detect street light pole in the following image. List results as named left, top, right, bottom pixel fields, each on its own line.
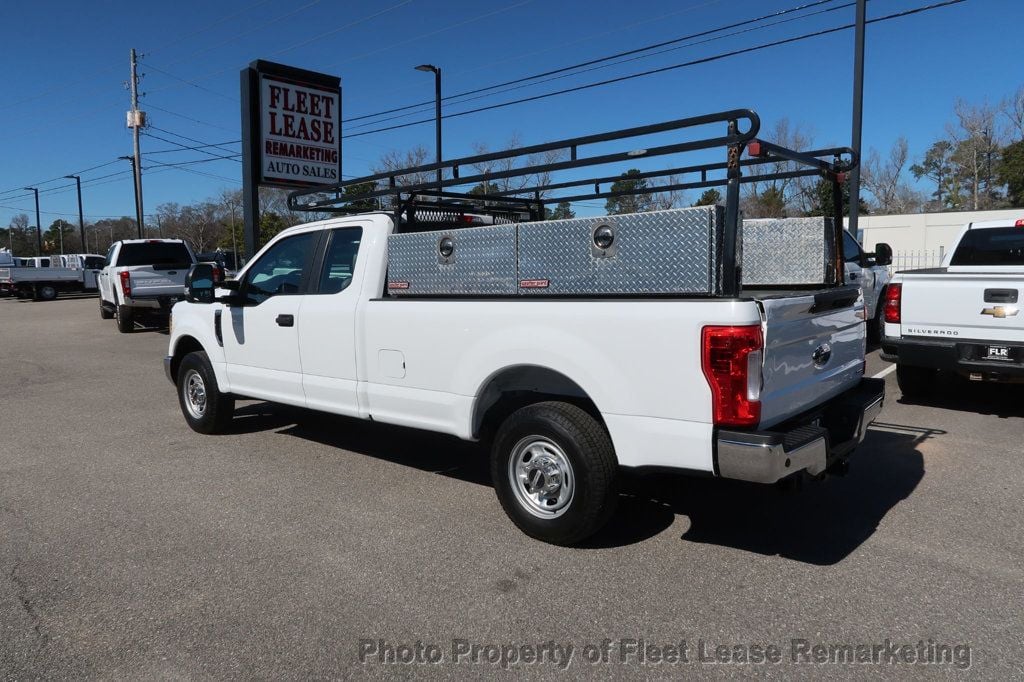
left=65, top=175, right=86, bottom=253
left=415, top=64, right=442, bottom=189
left=23, top=186, right=43, bottom=255
left=848, top=0, right=866, bottom=242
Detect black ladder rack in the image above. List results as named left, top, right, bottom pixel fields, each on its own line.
left=287, top=108, right=857, bottom=297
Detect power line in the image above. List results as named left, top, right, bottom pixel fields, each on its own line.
left=346, top=0, right=842, bottom=125
left=146, top=139, right=242, bottom=155
left=143, top=130, right=242, bottom=162
left=145, top=103, right=240, bottom=133
left=343, top=0, right=968, bottom=140
left=0, top=160, right=124, bottom=200
left=146, top=124, right=241, bottom=152
left=154, top=0, right=326, bottom=70
left=344, top=0, right=854, bottom=132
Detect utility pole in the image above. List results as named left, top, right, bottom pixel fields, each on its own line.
left=127, top=48, right=146, bottom=239
left=120, top=156, right=143, bottom=237
left=848, top=0, right=866, bottom=242
left=24, top=187, right=43, bottom=255
left=65, top=175, right=86, bottom=253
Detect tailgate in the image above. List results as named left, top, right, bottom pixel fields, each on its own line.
left=126, top=267, right=188, bottom=298
left=757, top=287, right=866, bottom=428
left=900, top=271, right=1023, bottom=343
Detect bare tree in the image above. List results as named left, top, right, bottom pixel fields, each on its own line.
left=1001, top=85, right=1024, bottom=142
left=862, top=137, right=923, bottom=213
left=742, top=118, right=815, bottom=214
left=947, top=99, right=1003, bottom=210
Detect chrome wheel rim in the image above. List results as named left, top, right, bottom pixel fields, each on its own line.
left=508, top=436, right=575, bottom=518
left=183, top=369, right=207, bottom=419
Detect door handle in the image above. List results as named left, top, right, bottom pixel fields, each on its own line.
left=276, top=314, right=294, bottom=327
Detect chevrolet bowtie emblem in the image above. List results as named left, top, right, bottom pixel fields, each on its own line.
left=981, top=306, right=1019, bottom=318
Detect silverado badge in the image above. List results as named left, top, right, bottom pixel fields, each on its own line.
left=980, top=306, right=1019, bottom=318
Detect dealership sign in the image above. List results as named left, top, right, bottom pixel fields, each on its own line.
left=242, top=60, right=342, bottom=189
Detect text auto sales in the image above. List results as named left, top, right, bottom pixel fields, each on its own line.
left=263, top=83, right=339, bottom=181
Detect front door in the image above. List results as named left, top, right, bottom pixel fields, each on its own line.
left=222, top=230, right=319, bottom=406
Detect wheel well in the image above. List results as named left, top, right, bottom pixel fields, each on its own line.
left=472, top=365, right=603, bottom=440
left=170, top=336, right=205, bottom=384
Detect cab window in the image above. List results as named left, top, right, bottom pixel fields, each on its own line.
left=317, top=228, right=362, bottom=295
left=244, top=232, right=317, bottom=303
left=843, top=232, right=863, bottom=264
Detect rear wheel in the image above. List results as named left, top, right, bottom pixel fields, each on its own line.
left=177, top=351, right=235, bottom=434
left=37, top=284, right=58, bottom=301
left=897, top=364, right=936, bottom=399
left=491, top=401, right=618, bottom=545
left=116, top=305, right=134, bottom=333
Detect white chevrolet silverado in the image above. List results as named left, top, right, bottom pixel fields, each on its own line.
left=882, top=218, right=1024, bottom=395
left=98, top=239, right=196, bottom=332
left=162, top=111, right=884, bottom=544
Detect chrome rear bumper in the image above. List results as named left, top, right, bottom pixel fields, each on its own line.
left=715, top=378, right=884, bottom=484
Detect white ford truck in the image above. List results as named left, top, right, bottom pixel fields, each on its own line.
left=163, top=111, right=884, bottom=544
left=98, top=239, right=197, bottom=332
left=882, top=218, right=1024, bottom=395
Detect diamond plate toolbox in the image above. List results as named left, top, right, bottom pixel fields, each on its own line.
left=742, top=217, right=836, bottom=287
left=516, top=206, right=724, bottom=295
left=386, top=224, right=517, bottom=295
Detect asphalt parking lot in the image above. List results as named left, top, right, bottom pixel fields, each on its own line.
left=2, top=294, right=1022, bottom=678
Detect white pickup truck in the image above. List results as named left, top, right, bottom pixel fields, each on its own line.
left=882, top=218, right=1024, bottom=395
left=98, top=239, right=196, bottom=333
left=163, top=112, right=885, bottom=544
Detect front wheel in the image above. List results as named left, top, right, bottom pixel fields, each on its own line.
left=177, top=351, right=235, bottom=434
left=897, top=364, right=936, bottom=399
left=491, top=401, right=618, bottom=546
left=99, top=302, right=114, bottom=319
left=37, top=285, right=58, bottom=301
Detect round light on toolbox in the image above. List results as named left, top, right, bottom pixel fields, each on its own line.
left=593, top=225, right=615, bottom=249
left=438, top=237, right=454, bottom=258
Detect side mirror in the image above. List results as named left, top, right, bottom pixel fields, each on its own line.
left=184, top=262, right=223, bottom=303
left=871, top=242, right=893, bottom=267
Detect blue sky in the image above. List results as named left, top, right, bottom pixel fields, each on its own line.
left=0, top=0, right=1019, bottom=229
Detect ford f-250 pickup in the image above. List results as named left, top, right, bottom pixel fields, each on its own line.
left=162, top=110, right=884, bottom=544
left=882, top=217, right=1024, bottom=395
left=98, top=239, right=196, bottom=332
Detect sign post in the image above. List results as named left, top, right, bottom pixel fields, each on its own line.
left=240, top=60, right=342, bottom=261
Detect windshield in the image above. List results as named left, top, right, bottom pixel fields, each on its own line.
left=117, top=242, right=192, bottom=267
left=950, top=227, right=1024, bottom=266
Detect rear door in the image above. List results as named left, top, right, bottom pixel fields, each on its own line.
left=757, top=288, right=866, bottom=428
left=297, top=226, right=365, bottom=417
left=222, top=230, right=320, bottom=406
left=116, top=241, right=194, bottom=298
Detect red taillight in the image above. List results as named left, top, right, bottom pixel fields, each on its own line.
left=702, top=325, right=763, bottom=428
left=1015, top=219, right=1024, bottom=227
left=883, top=283, right=902, bottom=324
left=119, top=270, right=131, bottom=298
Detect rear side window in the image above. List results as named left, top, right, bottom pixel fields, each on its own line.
left=950, top=228, right=1024, bottom=266
left=317, top=228, right=362, bottom=294
left=117, top=242, right=192, bottom=267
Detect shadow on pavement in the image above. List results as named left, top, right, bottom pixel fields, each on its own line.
left=897, top=372, right=1024, bottom=418
left=226, top=404, right=934, bottom=559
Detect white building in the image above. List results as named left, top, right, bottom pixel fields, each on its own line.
left=851, top=208, right=1024, bottom=270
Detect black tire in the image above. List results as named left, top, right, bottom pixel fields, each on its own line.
left=176, top=351, right=235, bottom=434
left=897, top=364, right=936, bottom=399
left=868, top=301, right=884, bottom=343
left=491, top=401, right=618, bottom=546
left=99, top=302, right=114, bottom=319
left=37, top=284, right=58, bottom=301
left=116, top=305, right=134, bottom=333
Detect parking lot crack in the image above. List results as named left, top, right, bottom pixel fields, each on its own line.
left=8, top=560, right=50, bottom=650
